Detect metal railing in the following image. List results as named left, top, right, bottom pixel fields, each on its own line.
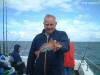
left=75, top=54, right=100, bottom=75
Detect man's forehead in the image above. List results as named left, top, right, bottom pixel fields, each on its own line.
left=45, top=17, right=55, bottom=22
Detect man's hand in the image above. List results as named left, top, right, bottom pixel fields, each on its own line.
left=53, top=40, right=62, bottom=52
left=38, top=39, right=63, bottom=52
left=35, top=51, right=39, bottom=57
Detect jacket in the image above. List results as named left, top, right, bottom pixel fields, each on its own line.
left=27, top=29, right=70, bottom=75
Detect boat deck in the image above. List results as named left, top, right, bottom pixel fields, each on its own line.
left=73, top=70, right=79, bottom=75
left=21, top=56, right=94, bottom=75
left=6, top=56, right=94, bottom=75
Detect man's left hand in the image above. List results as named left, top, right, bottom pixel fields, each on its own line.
left=53, top=40, right=62, bottom=52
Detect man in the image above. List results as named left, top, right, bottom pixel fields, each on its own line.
left=10, top=44, right=25, bottom=74
left=64, top=38, right=75, bottom=75
left=27, top=14, right=70, bottom=75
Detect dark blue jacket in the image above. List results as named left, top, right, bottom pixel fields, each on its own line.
left=11, top=44, right=22, bottom=63
left=27, top=29, right=70, bottom=75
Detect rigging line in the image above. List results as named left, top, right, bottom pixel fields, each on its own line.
left=85, top=57, right=100, bottom=70
left=78, top=1, right=89, bottom=71
left=78, top=47, right=89, bottom=71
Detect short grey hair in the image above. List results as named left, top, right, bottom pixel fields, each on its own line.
left=43, top=14, right=57, bottom=25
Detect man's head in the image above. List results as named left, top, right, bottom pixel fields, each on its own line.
left=43, top=14, right=57, bottom=35
left=14, top=44, right=21, bottom=52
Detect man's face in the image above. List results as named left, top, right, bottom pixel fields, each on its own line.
left=18, top=47, right=21, bottom=52
left=44, top=17, right=56, bottom=35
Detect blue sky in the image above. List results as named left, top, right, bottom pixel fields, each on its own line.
left=0, top=0, right=100, bottom=41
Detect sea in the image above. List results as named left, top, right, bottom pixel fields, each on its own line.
left=0, top=41, right=100, bottom=75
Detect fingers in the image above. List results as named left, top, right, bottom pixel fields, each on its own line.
left=39, top=39, right=62, bottom=52
left=53, top=40, right=62, bottom=51
left=35, top=51, right=39, bottom=57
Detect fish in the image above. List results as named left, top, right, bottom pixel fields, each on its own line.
left=35, top=38, right=64, bottom=63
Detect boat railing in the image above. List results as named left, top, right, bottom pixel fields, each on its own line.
left=75, top=54, right=100, bottom=75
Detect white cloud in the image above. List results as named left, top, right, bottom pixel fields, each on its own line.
left=59, top=3, right=73, bottom=12
left=19, top=32, right=25, bottom=38
left=77, top=14, right=92, bottom=19
left=6, top=19, right=100, bottom=41
left=57, top=19, right=100, bottom=41
left=7, top=19, right=44, bottom=41
left=8, top=31, right=34, bottom=41
left=9, top=31, right=25, bottom=38
left=7, top=0, right=44, bottom=12
left=73, top=20, right=86, bottom=25
left=8, top=31, right=22, bottom=41
left=7, top=0, right=81, bottom=12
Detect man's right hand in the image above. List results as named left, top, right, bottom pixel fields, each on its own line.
left=35, top=51, right=39, bottom=57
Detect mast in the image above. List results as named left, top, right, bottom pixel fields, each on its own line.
left=3, top=0, right=5, bottom=55
left=6, top=0, right=8, bottom=54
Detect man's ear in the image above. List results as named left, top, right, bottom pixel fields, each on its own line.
left=55, top=22, right=57, bottom=25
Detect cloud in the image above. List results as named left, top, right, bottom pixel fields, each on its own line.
left=56, top=19, right=100, bottom=41
left=7, top=0, right=81, bottom=12
left=59, top=3, right=73, bottom=12
left=23, top=20, right=43, bottom=32
left=77, top=14, right=92, bottom=19
left=8, top=31, right=22, bottom=41
left=8, top=31, right=33, bottom=41
left=73, top=20, right=86, bottom=25
left=7, top=19, right=44, bottom=41
left=1, top=18, right=99, bottom=41
left=7, top=0, right=44, bottom=12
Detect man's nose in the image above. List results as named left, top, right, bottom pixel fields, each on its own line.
left=47, top=25, right=51, bottom=28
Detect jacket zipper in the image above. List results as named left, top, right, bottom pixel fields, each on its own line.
left=44, top=33, right=49, bottom=75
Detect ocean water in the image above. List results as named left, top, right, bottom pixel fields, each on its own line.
left=0, top=41, right=100, bottom=74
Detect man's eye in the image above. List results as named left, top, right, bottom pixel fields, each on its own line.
left=45, top=24, right=49, bottom=26
left=50, top=24, right=53, bottom=25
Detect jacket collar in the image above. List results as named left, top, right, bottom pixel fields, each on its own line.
left=42, top=29, right=57, bottom=36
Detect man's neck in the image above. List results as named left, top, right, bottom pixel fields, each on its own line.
left=45, top=32, right=50, bottom=37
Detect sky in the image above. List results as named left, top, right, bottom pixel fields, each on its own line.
left=0, top=0, right=100, bottom=42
